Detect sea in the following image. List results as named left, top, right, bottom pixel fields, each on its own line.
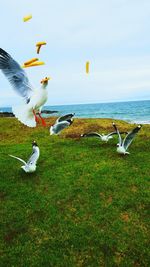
left=0, top=100, right=150, bottom=124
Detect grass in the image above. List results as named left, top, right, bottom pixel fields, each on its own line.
left=0, top=117, right=150, bottom=267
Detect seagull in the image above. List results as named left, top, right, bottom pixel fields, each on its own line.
left=50, top=113, right=75, bottom=135
left=81, top=130, right=127, bottom=143
left=9, top=141, right=40, bottom=173
left=112, top=122, right=142, bottom=155
left=0, top=48, right=50, bottom=127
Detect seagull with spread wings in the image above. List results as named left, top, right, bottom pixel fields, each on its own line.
left=50, top=113, right=75, bottom=135
left=0, top=48, right=50, bottom=127
left=112, top=122, right=142, bottom=155
left=81, top=129, right=127, bottom=143
left=9, top=141, right=40, bottom=173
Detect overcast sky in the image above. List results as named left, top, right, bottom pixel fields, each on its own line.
left=0, top=0, right=150, bottom=106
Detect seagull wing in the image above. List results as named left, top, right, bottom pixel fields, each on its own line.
left=107, top=131, right=128, bottom=138
left=0, top=48, right=33, bottom=103
left=112, top=123, right=122, bottom=145
left=107, top=131, right=118, bottom=138
left=57, top=113, right=75, bottom=123
left=54, top=121, right=70, bottom=133
left=123, top=125, right=142, bottom=150
left=9, top=154, right=26, bottom=165
left=27, top=147, right=40, bottom=165
left=81, top=132, right=102, bottom=138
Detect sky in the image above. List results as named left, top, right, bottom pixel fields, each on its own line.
left=0, top=0, right=150, bottom=106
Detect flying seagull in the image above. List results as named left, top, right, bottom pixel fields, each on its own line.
left=50, top=113, right=75, bottom=135
left=112, top=122, right=142, bottom=155
left=0, top=48, right=50, bottom=127
left=9, top=141, right=40, bottom=172
left=81, top=130, right=127, bottom=143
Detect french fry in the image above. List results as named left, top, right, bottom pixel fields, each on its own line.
left=23, top=15, right=32, bottom=22
left=86, top=61, right=90, bottom=74
left=36, top=42, right=46, bottom=46
left=36, top=42, right=47, bottom=54
left=22, top=61, right=45, bottom=68
left=24, top=58, right=39, bottom=66
left=37, top=46, right=41, bottom=54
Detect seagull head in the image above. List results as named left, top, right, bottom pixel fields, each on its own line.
left=32, top=140, right=38, bottom=147
left=40, top=77, right=50, bottom=87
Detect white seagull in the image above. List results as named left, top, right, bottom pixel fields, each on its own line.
left=9, top=141, right=40, bottom=173
left=0, top=48, right=50, bottom=127
left=50, top=113, right=75, bottom=135
left=81, top=130, right=127, bottom=143
left=112, top=122, right=142, bottom=155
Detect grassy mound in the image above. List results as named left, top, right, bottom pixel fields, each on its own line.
left=0, top=117, right=150, bottom=267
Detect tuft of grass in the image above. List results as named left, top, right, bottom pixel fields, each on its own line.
left=0, top=117, right=150, bottom=267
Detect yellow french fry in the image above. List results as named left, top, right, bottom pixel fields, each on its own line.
left=36, top=42, right=46, bottom=46
left=36, top=45, right=41, bottom=54
left=24, top=58, right=39, bottom=66
left=22, top=61, right=45, bottom=68
left=36, top=42, right=47, bottom=54
left=23, top=15, right=32, bottom=22
left=86, top=61, right=90, bottom=74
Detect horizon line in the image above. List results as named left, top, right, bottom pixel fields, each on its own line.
left=0, top=98, right=150, bottom=109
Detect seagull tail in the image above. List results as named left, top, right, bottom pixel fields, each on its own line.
left=12, top=104, right=36, bottom=127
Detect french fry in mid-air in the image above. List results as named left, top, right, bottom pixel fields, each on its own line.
left=86, top=61, right=90, bottom=74
left=36, top=42, right=47, bottom=54
left=22, top=61, right=45, bottom=68
left=24, top=58, right=38, bottom=66
left=23, top=14, right=32, bottom=22
left=36, top=42, right=47, bottom=46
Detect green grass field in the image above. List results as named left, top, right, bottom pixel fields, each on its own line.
left=0, top=117, right=150, bottom=267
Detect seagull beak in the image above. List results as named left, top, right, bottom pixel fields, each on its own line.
left=32, top=140, right=38, bottom=146
left=41, top=77, right=50, bottom=84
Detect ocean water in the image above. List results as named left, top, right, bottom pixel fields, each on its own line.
left=0, top=100, right=150, bottom=124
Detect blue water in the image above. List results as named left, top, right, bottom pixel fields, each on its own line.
left=0, top=100, right=150, bottom=124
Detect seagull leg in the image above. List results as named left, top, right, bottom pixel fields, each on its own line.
left=33, top=109, right=39, bottom=123
left=38, top=113, right=47, bottom=126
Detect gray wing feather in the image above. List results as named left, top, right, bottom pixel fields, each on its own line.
left=9, top=154, right=26, bottom=165
left=82, top=132, right=102, bottom=138
left=53, top=121, right=70, bottom=134
left=123, top=125, right=142, bottom=150
left=0, top=48, right=33, bottom=103
left=107, top=131, right=118, bottom=138
left=112, top=123, right=122, bottom=145
left=107, top=131, right=128, bottom=138
left=27, top=147, right=40, bottom=165
left=57, top=113, right=75, bottom=123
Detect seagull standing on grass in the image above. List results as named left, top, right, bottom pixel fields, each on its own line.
left=81, top=130, right=127, bottom=143
left=0, top=48, right=50, bottom=127
left=9, top=141, right=40, bottom=173
left=112, top=122, right=142, bottom=155
left=50, top=113, right=75, bottom=135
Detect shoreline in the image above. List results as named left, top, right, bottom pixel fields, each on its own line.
left=0, top=110, right=58, bottom=118
left=0, top=114, right=149, bottom=125
left=1, top=100, right=149, bottom=124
